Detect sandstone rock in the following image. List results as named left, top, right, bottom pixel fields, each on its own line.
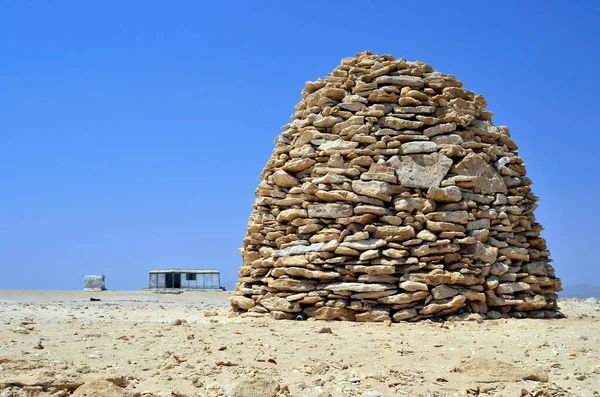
left=401, top=141, right=437, bottom=154
left=416, top=229, right=437, bottom=241
left=272, top=243, right=325, bottom=257
left=268, top=278, right=318, bottom=292
left=340, top=238, right=387, bottom=251
left=230, top=296, right=255, bottom=310
left=470, top=241, right=499, bottom=263
left=351, top=180, right=391, bottom=201
left=394, top=197, right=435, bottom=213
left=373, top=225, right=416, bottom=241
left=276, top=208, right=308, bottom=223
left=393, top=308, right=418, bottom=321
left=272, top=170, right=299, bottom=187
left=361, top=163, right=397, bottom=183
left=389, top=153, right=453, bottom=189
left=499, top=247, right=530, bottom=261
left=271, top=267, right=339, bottom=280
left=423, top=122, right=457, bottom=138
left=314, top=307, right=356, bottom=321
left=356, top=306, right=391, bottom=322
left=321, top=282, right=396, bottom=293
left=426, top=186, right=462, bottom=202
left=283, top=158, right=316, bottom=172
left=359, top=249, right=380, bottom=261
left=378, top=290, right=428, bottom=304
left=427, top=211, right=468, bottom=224
left=453, top=153, right=508, bottom=195
left=399, top=280, right=429, bottom=292
left=233, top=376, right=280, bottom=397
left=432, top=285, right=459, bottom=300
left=260, top=297, right=302, bottom=312
left=419, top=295, right=466, bottom=315
left=308, top=203, right=354, bottom=218
left=73, top=379, right=123, bottom=397
left=403, top=269, right=483, bottom=286
left=496, top=282, right=531, bottom=294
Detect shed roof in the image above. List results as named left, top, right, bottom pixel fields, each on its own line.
left=149, top=269, right=220, bottom=274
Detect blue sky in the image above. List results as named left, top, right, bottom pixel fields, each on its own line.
left=1, top=1, right=598, bottom=291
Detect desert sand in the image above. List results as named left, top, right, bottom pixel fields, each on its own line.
left=0, top=290, right=598, bottom=397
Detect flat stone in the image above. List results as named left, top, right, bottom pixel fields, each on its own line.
left=432, top=134, right=463, bottom=145
left=423, top=122, right=457, bottom=138
left=282, top=158, right=316, bottom=172
left=230, top=296, right=255, bottom=310
left=393, top=197, right=435, bottom=213
left=357, top=274, right=398, bottom=284
left=379, top=116, right=424, bottom=130
left=318, top=139, right=360, bottom=154
left=313, top=115, right=343, bottom=128
left=432, top=285, right=459, bottom=300
left=272, top=170, right=299, bottom=187
left=315, top=190, right=384, bottom=206
left=416, top=229, right=437, bottom=241
left=360, top=163, right=397, bottom=184
left=382, top=248, right=408, bottom=258
left=490, top=262, right=510, bottom=276
left=426, top=186, right=462, bottom=202
left=321, top=282, right=397, bottom=293
left=419, top=295, right=466, bottom=315
left=427, top=211, right=469, bottom=224
left=393, top=308, right=418, bottom=321
left=271, top=267, right=340, bottom=280
left=389, top=153, right=453, bottom=189
left=274, top=256, right=309, bottom=267
left=276, top=208, right=308, bottom=223
left=374, top=75, right=424, bottom=87
left=411, top=243, right=460, bottom=257
left=453, top=153, right=508, bottom=195
left=426, top=220, right=465, bottom=233
left=356, top=306, right=391, bottom=322
left=260, top=297, right=301, bottom=312
left=378, top=290, right=429, bottom=304
left=354, top=205, right=391, bottom=216
left=470, top=241, right=498, bottom=263
left=351, top=180, right=392, bottom=202
left=402, top=269, right=483, bottom=286
left=340, top=239, right=387, bottom=251
left=466, top=219, right=491, bottom=231
left=331, top=116, right=365, bottom=134
left=496, top=282, right=531, bottom=294
left=359, top=249, right=380, bottom=261
left=401, top=141, right=438, bottom=154
left=268, top=278, right=318, bottom=292
left=373, top=225, right=416, bottom=242
left=399, top=280, right=429, bottom=291
left=345, top=265, right=396, bottom=275
left=499, top=247, right=530, bottom=261
left=314, top=307, right=356, bottom=321
left=351, top=290, right=398, bottom=299
left=272, top=243, right=326, bottom=257
left=308, top=203, right=354, bottom=219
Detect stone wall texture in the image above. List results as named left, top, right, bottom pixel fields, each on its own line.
left=232, top=51, right=561, bottom=322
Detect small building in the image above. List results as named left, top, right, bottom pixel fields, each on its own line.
left=148, top=269, right=222, bottom=290
left=83, top=275, right=106, bottom=291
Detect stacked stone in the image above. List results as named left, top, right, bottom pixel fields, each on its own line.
left=232, top=51, right=561, bottom=322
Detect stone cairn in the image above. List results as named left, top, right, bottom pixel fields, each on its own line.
left=232, top=51, right=561, bottom=322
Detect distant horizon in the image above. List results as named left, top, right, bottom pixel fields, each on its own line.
left=1, top=284, right=599, bottom=298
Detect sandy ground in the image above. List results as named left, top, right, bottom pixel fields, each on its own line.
left=0, top=290, right=599, bottom=397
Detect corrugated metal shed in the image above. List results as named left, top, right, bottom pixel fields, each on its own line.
left=148, top=269, right=221, bottom=290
